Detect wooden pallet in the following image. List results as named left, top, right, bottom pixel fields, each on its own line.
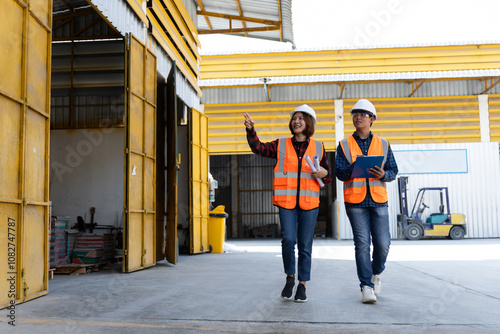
left=52, top=262, right=110, bottom=275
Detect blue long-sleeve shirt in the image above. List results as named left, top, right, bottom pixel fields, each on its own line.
left=335, top=131, right=398, bottom=207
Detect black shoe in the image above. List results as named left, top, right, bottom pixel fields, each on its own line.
left=294, top=283, right=307, bottom=303
left=281, top=276, right=295, bottom=299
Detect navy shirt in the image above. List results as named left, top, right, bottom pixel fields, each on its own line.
left=335, top=131, right=398, bottom=207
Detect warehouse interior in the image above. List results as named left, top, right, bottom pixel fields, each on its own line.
left=2, top=0, right=500, bottom=311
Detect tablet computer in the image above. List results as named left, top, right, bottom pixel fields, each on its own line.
left=351, top=155, right=384, bottom=178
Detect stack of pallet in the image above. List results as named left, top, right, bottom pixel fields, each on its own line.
left=72, top=233, right=115, bottom=264
left=50, top=217, right=71, bottom=266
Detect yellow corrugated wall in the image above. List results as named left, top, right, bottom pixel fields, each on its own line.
left=489, top=94, right=500, bottom=143
left=205, top=101, right=336, bottom=155
left=343, top=96, right=481, bottom=144
left=205, top=96, right=481, bottom=155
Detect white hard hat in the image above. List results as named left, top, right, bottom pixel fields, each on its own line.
left=350, top=99, right=377, bottom=120
left=291, top=104, right=316, bottom=124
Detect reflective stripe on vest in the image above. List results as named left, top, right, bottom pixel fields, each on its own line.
left=273, top=138, right=323, bottom=210
left=340, top=135, right=389, bottom=204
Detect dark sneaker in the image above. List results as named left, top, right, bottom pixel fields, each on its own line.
left=294, top=283, right=307, bottom=303
left=281, top=276, right=295, bottom=299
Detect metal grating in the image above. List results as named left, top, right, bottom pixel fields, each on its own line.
left=51, top=40, right=125, bottom=129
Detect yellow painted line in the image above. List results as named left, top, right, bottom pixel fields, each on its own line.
left=126, top=0, right=148, bottom=27
left=149, top=0, right=199, bottom=70
left=204, top=96, right=480, bottom=107
left=208, top=123, right=336, bottom=130
left=209, top=138, right=336, bottom=145
left=342, top=111, right=479, bottom=118
left=204, top=100, right=478, bottom=111
left=201, top=44, right=500, bottom=65
left=201, top=54, right=500, bottom=73
left=16, top=318, right=271, bottom=333
left=208, top=128, right=336, bottom=137
left=209, top=126, right=480, bottom=137
left=204, top=99, right=337, bottom=108
left=201, top=63, right=500, bottom=79
left=206, top=109, right=478, bottom=119
left=171, top=0, right=200, bottom=45
left=148, top=8, right=200, bottom=77
left=370, top=126, right=480, bottom=133
left=344, top=118, right=479, bottom=125
left=205, top=106, right=335, bottom=114
left=383, top=134, right=481, bottom=140
left=209, top=132, right=481, bottom=145
left=161, top=0, right=200, bottom=47
left=149, top=15, right=202, bottom=96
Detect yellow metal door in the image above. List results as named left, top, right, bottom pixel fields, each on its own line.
left=165, top=66, right=178, bottom=264
left=0, top=0, right=52, bottom=308
left=190, top=109, right=210, bottom=253
left=123, top=34, right=157, bottom=272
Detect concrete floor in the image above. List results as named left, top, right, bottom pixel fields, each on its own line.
left=3, top=238, right=500, bottom=333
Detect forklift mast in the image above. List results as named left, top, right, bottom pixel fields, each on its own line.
left=397, top=176, right=409, bottom=239
left=398, top=176, right=409, bottom=217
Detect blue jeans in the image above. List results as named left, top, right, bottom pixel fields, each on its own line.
left=279, top=206, right=319, bottom=282
left=345, top=206, right=391, bottom=290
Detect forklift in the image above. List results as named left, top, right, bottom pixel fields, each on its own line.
left=397, top=176, right=467, bottom=240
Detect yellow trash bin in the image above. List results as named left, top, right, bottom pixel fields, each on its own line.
left=208, top=205, right=228, bottom=253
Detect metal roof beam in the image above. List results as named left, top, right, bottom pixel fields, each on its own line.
left=197, top=10, right=280, bottom=26
left=198, top=25, right=280, bottom=35
left=409, top=80, right=425, bottom=97
left=235, top=0, right=247, bottom=37
left=339, top=82, right=346, bottom=99
left=196, top=0, right=213, bottom=30
left=481, top=77, right=500, bottom=94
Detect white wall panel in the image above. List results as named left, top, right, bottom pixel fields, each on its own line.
left=50, top=129, right=125, bottom=228
left=337, top=142, right=500, bottom=239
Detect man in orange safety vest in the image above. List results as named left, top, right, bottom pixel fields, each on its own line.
left=335, top=99, right=398, bottom=304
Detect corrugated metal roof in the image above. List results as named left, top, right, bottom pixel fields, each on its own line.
left=197, top=0, right=293, bottom=44
left=201, top=79, right=500, bottom=104
left=200, top=69, right=500, bottom=87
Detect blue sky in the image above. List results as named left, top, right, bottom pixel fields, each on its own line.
left=199, top=0, right=500, bottom=54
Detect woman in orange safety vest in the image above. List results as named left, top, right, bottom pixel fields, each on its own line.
left=244, top=104, right=331, bottom=303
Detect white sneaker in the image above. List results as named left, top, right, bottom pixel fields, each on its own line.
left=362, top=286, right=377, bottom=303
left=371, top=274, right=381, bottom=295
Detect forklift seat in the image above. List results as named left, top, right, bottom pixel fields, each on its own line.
left=427, top=214, right=447, bottom=224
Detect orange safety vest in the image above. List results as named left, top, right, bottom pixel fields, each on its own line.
left=340, top=135, right=389, bottom=204
left=273, top=138, right=324, bottom=210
